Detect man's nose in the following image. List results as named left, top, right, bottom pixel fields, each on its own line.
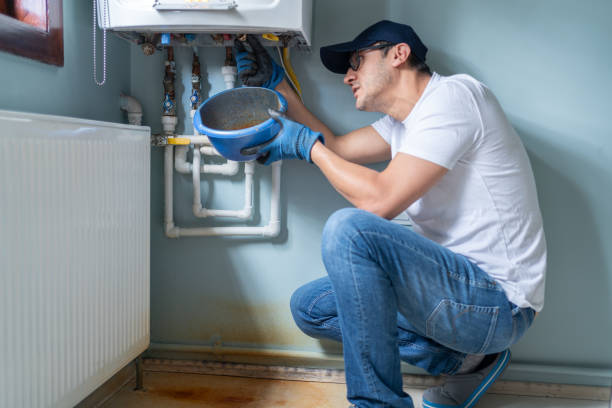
left=343, top=68, right=356, bottom=85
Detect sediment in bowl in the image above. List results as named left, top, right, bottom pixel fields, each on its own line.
left=200, top=87, right=283, bottom=131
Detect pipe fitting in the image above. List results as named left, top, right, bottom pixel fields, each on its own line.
left=174, top=146, right=192, bottom=174
left=236, top=207, right=253, bottom=220
left=221, top=65, right=237, bottom=90
left=165, top=223, right=180, bottom=238
left=162, top=115, right=178, bottom=135
left=119, top=94, right=143, bottom=126
left=263, top=220, right=281, bottom=237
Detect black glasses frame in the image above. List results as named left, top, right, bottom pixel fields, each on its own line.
left=348, top=42, right=395, bottom=71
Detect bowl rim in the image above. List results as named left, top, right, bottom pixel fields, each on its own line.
left=194, top=87, right=288, bottom=139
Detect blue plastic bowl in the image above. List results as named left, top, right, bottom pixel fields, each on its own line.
left=193, top=87, right=288, bottom=161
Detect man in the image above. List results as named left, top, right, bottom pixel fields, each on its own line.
left=235, top=20, right=546, bottom=408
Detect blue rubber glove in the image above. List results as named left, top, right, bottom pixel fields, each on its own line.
left=245, top=109, right=324, bottom=165
left=233, top=35, right=284, bottom=89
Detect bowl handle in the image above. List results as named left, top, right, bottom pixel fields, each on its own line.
left=240, top=109, right=285, bottom=156
left=239, top=133, right=279, bottom=156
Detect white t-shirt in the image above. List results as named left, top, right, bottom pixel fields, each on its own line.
left=371, top=72, right=547, bottom=312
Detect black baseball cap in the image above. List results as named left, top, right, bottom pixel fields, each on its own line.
left=320, top=20, right=428, bottom=74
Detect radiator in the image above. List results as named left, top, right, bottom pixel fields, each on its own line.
left=0, top=110, right=150, bottom=408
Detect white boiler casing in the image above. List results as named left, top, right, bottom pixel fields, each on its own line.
left=97, top=0, right=312, bottom=47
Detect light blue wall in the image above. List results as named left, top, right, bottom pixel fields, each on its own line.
left=138, top=46, right=348, bottom=356
left=386, top=0, right=612, bottom=370
left=0, top=2, right=130, bottom=122
left=2, top=0, right=610, bottom=386
left=140, top=0, right=612, bottom=381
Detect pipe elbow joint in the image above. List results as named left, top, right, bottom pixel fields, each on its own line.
left=263, top=220, right=281, bottom=238
left=175, top=146, right=192, bottom=173
left=237, top=206, right=253, bottom=220
left=193, top=205, right=206, bottom=217
left=176, top=161, right=192, bottom=174
left=165, top=224, right=180, bottom=238
left=120, top=94, right=143, bottom=126
left=225, top=161, right=240, bottom=176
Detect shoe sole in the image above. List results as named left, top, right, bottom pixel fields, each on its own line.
left=422, top=349, right=511, bottom=408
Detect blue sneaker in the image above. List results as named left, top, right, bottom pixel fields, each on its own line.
left=422, top=349, right=511, bottom=408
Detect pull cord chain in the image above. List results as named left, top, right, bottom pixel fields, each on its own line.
left=93, top=0, right=108, bottom=86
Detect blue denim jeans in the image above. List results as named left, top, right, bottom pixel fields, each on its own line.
left=290, top=208, right=535, bottom=408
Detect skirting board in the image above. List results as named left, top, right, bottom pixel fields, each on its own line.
left=142, top=358, right=610, bottom=402
left=146, top=343, right=612, bottom=401
left=75, top=362, right=136, bottom=408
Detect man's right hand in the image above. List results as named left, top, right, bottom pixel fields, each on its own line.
left=244, top=109, right=324, bottom=165
left=233, top=35, right=284, bottom=89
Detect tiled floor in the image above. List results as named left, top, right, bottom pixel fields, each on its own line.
left=102, top=371, right=610, bottom=408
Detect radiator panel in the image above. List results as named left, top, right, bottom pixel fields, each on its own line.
left=0, top=110, right=150, bottom=408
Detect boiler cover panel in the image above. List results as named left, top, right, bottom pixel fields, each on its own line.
left=97, top=0, right=312, bottom=45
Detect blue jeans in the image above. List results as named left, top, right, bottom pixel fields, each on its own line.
left=290, top=208, right=535, bottom=408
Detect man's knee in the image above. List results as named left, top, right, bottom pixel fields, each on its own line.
left=290, top=278, right=335, bottom=336
left=321, top=208, right=372, bottom=259
left=289, top=283, right=312, bottom=331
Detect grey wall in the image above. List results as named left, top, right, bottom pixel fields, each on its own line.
left=139, top=0, right=612, bottom=384
left=1, top=0, right=610, bottom=386
left=0, top=2, right=130, bottom=122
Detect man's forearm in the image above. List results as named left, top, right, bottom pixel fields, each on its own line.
left=310, top=141, right=448, bottom=220
left=310, top=141, right=390, bottom=217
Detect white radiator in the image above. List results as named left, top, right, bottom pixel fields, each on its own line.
left=0, top=110, right=150, bottom=408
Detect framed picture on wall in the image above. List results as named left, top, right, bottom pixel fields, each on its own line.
left=0, top=0, right=64, bottom=66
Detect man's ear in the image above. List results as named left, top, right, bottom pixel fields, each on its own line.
left=390, top=43, right=411, bottom=68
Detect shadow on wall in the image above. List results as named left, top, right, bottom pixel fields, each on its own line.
left=512, top=122, right=612, bottom=367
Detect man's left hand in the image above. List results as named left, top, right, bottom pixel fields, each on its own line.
left=233, top=35, right=284, bottom=89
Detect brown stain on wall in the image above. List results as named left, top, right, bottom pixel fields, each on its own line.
left=190, top=300, right=314, bottom=346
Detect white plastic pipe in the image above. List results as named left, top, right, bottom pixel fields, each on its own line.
left=174, top=146, right=192, bottom=174
left=174, top=143, right=240, bottom=176
left=200, top=145, right=219, bottom=156
left=164, top=144, right=282, bottom=238
left=203, top=160, right=240, bottom=176
left=266, top=161, right=282, bottom=237
left=180, top=161, right=281, bottom=237
left=119, top=94, right=143, bottom=126
left=164, top=146, right=179, bottom=238
left=190, top=110, right=211, bottom=142
left=192, top=147, right=254, bottom=219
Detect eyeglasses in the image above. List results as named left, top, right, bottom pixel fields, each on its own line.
left=348, top=43, right=395, bottom=72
